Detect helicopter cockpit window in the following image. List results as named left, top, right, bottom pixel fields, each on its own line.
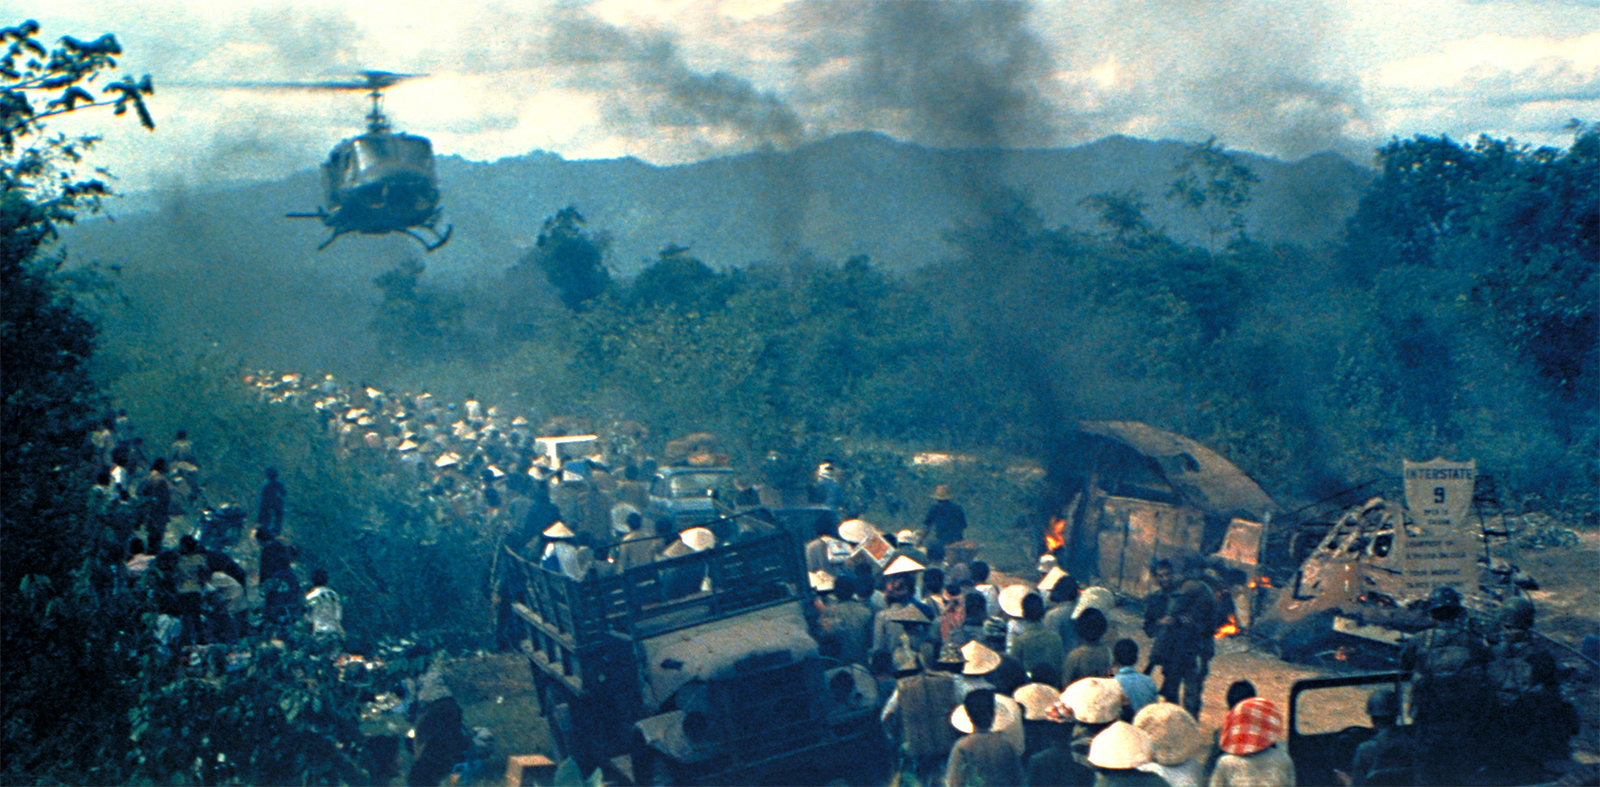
left=353, top=137, right=393, bottom=170
left=1370, top=532, right=1393, bottom=558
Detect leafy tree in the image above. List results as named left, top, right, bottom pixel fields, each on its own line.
left=627, top=243, right=734, bottom=312
left=519, top=205, right=612, bottom=311
left=1167, top=137, right=1259, bottom=252
left=371, top=257, right=475, bottom=361
left=126, top=632, right=384, bottom=784
left=1341, top=130, right=1598, bottom=420
left=1081, top=189, right=1155, bottom=246
left=1, top=19, right=153, bottom=783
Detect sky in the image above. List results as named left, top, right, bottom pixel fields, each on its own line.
left=13, top=0, right=1600, bottom=190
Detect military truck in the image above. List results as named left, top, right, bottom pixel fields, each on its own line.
left=509, top=531, right=882, bottom=784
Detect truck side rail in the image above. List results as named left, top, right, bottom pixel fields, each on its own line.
left=511, top=532, right=807, bottom=689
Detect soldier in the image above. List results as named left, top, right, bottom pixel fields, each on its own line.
left=1345, top=688, right=1418, bottom=786
left=1490, top=598, right=1578, bottom=783
left=1142, top=560, right=1215, bottom=717
left=1489, top=597, right=1546, bottom=708
left=1398, top=585, right=1490, bottom=786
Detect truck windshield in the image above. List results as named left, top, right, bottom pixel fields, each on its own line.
left=666, top=472, right=735, bottom=499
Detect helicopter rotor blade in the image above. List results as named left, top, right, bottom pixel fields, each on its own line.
left=166, top=72, right=427, bottom=92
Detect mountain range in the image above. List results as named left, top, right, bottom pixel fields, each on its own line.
left=68, top=131, right=1371, bottom=279
left=58, top=132, right=1373, bottom=369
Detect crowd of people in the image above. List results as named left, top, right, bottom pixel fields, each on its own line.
left=84, top=407, right=341, bottom=655
left=796, top=506, right=1582, bottom=787
left=85, top=372, right=1585, bottom=786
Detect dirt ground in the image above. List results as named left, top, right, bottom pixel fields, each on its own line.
left=444, top=653, right=552, bottom=785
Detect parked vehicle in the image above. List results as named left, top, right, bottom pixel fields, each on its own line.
left=646, top=467, right=738, bottom=531
left=509, top=531, right=882, bottom=784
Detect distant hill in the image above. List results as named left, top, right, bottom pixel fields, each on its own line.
left=58, top=133, right=1372, bottom=369
left=69, top=132, right=1370, bottom=276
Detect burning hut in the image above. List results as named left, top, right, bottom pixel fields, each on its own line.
left=1044, top=421, right=1280, bottom=601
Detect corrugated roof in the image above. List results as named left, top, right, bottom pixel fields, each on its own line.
left=1077, top=421, right=1279, bottom=519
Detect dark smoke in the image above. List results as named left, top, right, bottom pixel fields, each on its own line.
left=846, top=0, right=1057, bottom=150
left=539, top=7, right=809, bottom=263
left=542, top=8, right=803, bottom=153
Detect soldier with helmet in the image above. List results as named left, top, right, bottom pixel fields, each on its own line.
left=1398, top=585, right=1491, bottom=785
left=1489, top=597, right=1546, bottom=707
left=1489, top=596, right=1579, bottom=783
left=1346, top=688, right=1418, bottom=786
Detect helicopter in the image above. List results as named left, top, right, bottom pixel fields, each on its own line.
left=279, top=70, right=452, bottom=251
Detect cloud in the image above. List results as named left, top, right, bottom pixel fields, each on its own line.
left=26, top=0, right=1600, bottom=193
left=1366, top=30, right=1600, bottom=142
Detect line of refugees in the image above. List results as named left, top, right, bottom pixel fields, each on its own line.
left=245, top=370, right=748, bottom=645
left=86, top=408, right=344, bottom=657
left=248, top=371, right=670, bottom=553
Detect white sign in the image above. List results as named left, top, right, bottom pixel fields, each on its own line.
left=1403, top=458, right=1476, bottom=530
left=1396, top=458, right=1477, bottom=598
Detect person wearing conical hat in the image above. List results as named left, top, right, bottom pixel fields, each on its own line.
left=538, top=522, right=579, bottom=576
left=1046, top=676, right=1125, bottom=786
left=1024, top=703, right=1088, bottom=787
left=957, top=640, right=1003, bottom=699
left=882, top=633, right=962, bottom=784
left=1087, top=721, right=1166, bottom=785
left=884, top=529, right=930, bottom=577
left=944, top=689, right=1023, bottom=787
left=1043, top=569, right=1085, bottom=653
left=871, top=556, right=935, bottom=662
left=1014, top=682, right=1064, bottom=761
left=1210, top=698, right=1295, bottom=787
left=1132, top=701, right=1206, bottom=787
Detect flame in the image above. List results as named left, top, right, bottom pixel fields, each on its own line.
left=1214, top=613, right=1241, bottom=639
left=1258, top=575, right=1274, bottom=589
left=1044, top=517, right=1067, bottom=553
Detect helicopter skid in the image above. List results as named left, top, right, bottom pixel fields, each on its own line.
left=402, top=223, right=452, bottom=252
left=287, top=208, right=451, bottom=252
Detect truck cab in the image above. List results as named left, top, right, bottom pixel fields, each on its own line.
left=646, top=467, right=738, bottom=532
left=510, top=531, right=881, bottom=784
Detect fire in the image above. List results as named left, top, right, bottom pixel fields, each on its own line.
left=1213, top=614, right=1241, bottom=639
left=1044, top=517, right=1067, bottom=553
